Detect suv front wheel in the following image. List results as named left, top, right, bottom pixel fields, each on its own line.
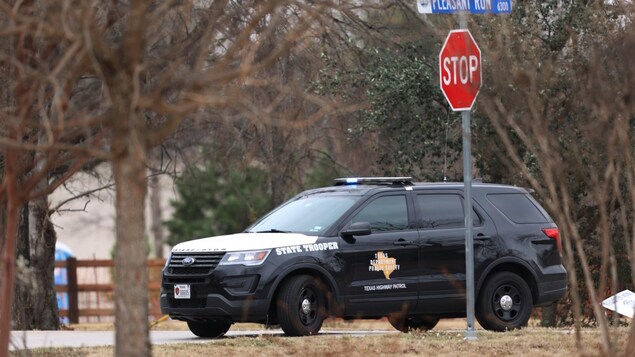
left=276, top=275, right=327, bottom=336
left=476, top=272, right=532, bottom=331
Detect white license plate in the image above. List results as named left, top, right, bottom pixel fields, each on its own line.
left=174, top=284, right=191, bottom=299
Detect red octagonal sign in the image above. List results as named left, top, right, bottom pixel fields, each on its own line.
left=439, top=29, right=482, bottom=111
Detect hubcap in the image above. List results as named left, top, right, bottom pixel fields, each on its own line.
left=301, top=298, right=312, bottom=315
left=499, top=295, right=513, bottom=311
left=492, top=283, right=522, bottom=321
left=298, top=286, right=318, bottom=326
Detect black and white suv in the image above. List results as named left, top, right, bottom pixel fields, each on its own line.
left=161, top=177, right=567, bottom=337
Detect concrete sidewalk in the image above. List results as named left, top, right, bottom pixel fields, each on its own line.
left=9, top=329, right=394, bottom=350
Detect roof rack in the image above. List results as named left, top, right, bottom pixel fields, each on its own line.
left=334, top=177, right=413, bottom=186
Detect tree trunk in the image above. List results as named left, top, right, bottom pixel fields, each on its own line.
left=150, top=173, right=164, bottom=259
left=106, top=0, right=151, bottom=354
left=113, top=135, right=150, bottom=356
left=111, top=92, right=151, bottom=356
left=14, top=200, right=60, bottom=330
left=0, top=149, right=21, bottom=357
left=540, top=304, right=557, bottom=327
left=26, top=196, right=59, bottom=330
left=12, top=204, right=31, bottom=329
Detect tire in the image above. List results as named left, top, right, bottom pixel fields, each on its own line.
left=187, top=320, right=231, bottom=338
left=276, top=275, right=327, bottom=336
left=388, top=315, right=440, bottom=333
left=476, top=272, right=532, bottom=331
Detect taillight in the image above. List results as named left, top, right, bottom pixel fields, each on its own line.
left=542, top=228, right=561, bottom=252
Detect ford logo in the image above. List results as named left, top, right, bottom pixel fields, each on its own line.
left=182, top=257, right=196, bottom=266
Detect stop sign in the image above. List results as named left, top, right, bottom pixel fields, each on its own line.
left=439, top=30, right=482, bottom=111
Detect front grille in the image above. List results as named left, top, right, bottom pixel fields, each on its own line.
left=169, top=298, right=206, bottom=309
left=167, top=252, right=225, bottom=276
left=168, top=267, right=210, bottom=275
left=163, top=277, right=206, bottom=284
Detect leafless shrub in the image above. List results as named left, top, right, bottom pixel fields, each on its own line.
left=473, top=1, right=635, bottom=355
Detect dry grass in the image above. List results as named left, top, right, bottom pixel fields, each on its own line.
left=16, top=319, right=633, bottom=357
left=155, top=329, right=629, bottom=357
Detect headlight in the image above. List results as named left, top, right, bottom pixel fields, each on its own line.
left=163, top=252, right=172, bottom=271
left=219, top=249, right=271, bottom=266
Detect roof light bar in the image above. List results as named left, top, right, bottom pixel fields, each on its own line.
left=334, top=177, right=413, bottom=186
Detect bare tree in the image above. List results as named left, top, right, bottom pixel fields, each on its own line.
left=474, top=1, right=635, bottom=355
left=0, top=1, right=363, bottom=356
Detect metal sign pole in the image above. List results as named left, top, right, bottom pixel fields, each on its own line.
left=459, top=10, right=477, bottom=341
left=462, top=109, right=477, bottom=341
left=430, top=0, right=507, bottom=341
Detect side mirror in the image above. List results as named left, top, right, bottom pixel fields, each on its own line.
left=341, top=222, right=372, bottom=238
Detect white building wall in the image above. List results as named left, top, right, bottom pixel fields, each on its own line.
left=50, top=164, right=176, bottom=259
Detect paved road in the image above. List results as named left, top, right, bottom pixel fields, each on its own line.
left=9, top=329, right=396, bottom=350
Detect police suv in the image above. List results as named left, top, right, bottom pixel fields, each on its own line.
left=161, top=177, right=567, bottom=337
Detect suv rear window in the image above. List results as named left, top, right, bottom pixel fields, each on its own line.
left=415, top=194, right=481, bottom=228
left=487, top=193, right=548, bottom=224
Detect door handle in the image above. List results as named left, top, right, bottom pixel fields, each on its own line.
left=473, top=235, right=492, bottom=246
left=474, top=235, right=492, bottom=241
left=393, top=239, right=416, bottom=246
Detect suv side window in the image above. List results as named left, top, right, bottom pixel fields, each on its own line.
left=352, top=195, right=408, bottom=231
left=415, top=194, right=481, bottom=229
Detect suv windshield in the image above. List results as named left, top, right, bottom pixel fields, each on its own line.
left=247, top=194, right=360, bottom=235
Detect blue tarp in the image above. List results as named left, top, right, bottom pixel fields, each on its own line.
left=54, top=242, right=74, bottom=324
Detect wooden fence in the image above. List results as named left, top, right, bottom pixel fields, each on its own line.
left=54, top=258, right=166, bottom=323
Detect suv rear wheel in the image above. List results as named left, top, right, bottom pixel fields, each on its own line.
left=388, top=315, right=440, bottom=333
left=476, top=272, right=532, bottom=331
left=276, top=275, right=327, bottom=336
